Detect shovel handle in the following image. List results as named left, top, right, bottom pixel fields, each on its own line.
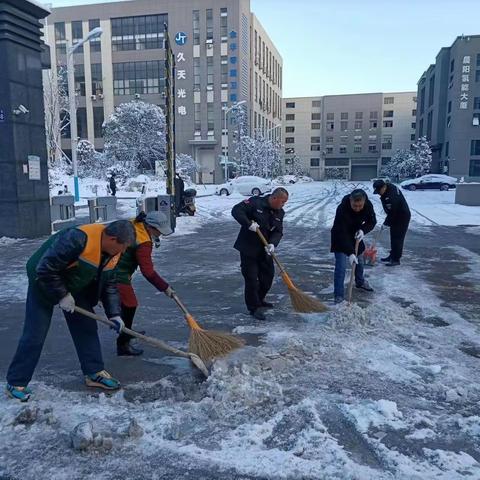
left=347, top=240, right=360, bottom=304
left=255, top=228, right=286, bottom=273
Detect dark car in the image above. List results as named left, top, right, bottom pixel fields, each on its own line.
left=400, top=174, right=457, bottom=191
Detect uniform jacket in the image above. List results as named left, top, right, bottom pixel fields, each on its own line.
left=26, top=224, right=121, bottom=317
left=232, top=195, right=285, bottom=257
left=330, top=194, right=377, bottom=255
left=380, top=183, right=411, bottom=227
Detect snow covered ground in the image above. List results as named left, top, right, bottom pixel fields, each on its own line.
left=0, top=181, right=479, bottom=479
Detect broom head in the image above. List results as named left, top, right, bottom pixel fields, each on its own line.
left=186, top=314, right=245, bottom=362
left=281, top=272, right=328, bottom=313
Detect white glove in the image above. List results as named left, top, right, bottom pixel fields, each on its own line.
left=109, top=316, right=125, bottom=334
left=59, top=293, right=75, bottom=313
left=355, top=229, right=364, bottom=241
left=164, top=286, right=175, bottom=298
left=265, top=244, right=275, bottom=255
left=248, top=221, right=260, bottom=232
left=348, top=254, right=358, bottom=266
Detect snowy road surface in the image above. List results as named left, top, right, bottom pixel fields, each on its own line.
left=0, top=182, right=479, bottom=479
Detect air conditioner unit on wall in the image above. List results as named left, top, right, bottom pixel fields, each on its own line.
left=90, top=94, right=96, bottom=101
left=98, top=93, right=104, bottom=99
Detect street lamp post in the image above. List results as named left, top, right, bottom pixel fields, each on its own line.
left=222, top=100, right=247, bottom=181
left=67, top=27, right=103, bottom=202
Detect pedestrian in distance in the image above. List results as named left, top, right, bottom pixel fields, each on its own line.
left=231, top=187, right=289, bottom=320
left=109, top=172, right=117, bottom=196
left=115, top=211, right=175, bottom=356
left=373, top=179, right=411, bottom=266
left=331, top=189, right=377, bottom=304
left=5, top=221, right=135, bottom=402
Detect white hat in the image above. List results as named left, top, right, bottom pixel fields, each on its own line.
left=145, top=211, right=173, bottom=236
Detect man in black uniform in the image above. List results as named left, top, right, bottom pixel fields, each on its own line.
left=373, top=179, right=411, bottom=266
left=232, top=188, right=289, bottom=320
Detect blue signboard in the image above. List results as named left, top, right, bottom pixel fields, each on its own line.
left=0, top=109, right=5, bottom=123
left=175, top=32, right=187, bottom=45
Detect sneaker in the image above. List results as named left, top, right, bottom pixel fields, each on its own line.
left=260, top=300, right=274, bottom=309
left=385, top=260, right=400, bottom=267
left=6, top=384, right=32, bottom=402
left=356, top=280, right=374, bottom=292
left=85, top=370, right=121, bottom=390
left=249, top=309, right=266, bottom=321
left=380, top=256, right=391, bottom=263
left=117, top=342, right=144, bottom=357
left=334, top=297, right=345, bottom=304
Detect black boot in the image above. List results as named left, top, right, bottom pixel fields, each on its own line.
left=117, top=341, right=144, bottom=356
left=380, top=255, right=391, bottom=263
left=260, top=300, right=274, bottom=309
left=249, top=309, right=266, bottom=321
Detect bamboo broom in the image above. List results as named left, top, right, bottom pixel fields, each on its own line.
left=256, top=229, right=328, bottom=313
left=171, top=293, right=245, bottom=363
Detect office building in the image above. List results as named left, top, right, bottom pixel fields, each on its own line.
left=44, top=0, right=282, bottom=183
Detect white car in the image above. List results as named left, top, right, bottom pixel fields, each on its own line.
left=400, top=174, right=458, bottom=191
left=215, top=175, right=273, bottom=196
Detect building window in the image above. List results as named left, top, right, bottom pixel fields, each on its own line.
left=310, top=158, right=320, bottom=167
left=370, top=120, right=378, bottom=129
left=325, top=147, right=333, bottom=154
left=354, top=121, right=362, bottom=130
left=477, top=54, right=480, bottom=67
left=113, top=61, right=165, bottom=95
left=353, top=145, right=362, bottom=153
left=311, top=137, right=320, bottom=143
left=193, top=10, right=200, bottom=45
left=383, top=110, right=394, bottom=118
left=111, top=14, right=167, bottom=51
left=382, top=135, right=392, bottom=150
left=54, top=22, right=66, bottom=54
left=384, top=97, right=394, bottom=104
left=327, top=122, right=334, bottom=131
left=76, top=107, right=88, bottom=139
left=326, top=136, right=333, bottom=143
left=339, top=146, right=347, bottom=154
left=419, top=119, right=424, bottom=137
left=221, top=56, right=228, bottom=87
left=368, top=145, right=377, bottom=153
left=285, top=137, right=295, bottom=144
left=340, top=121, right=348, bottom=131
left=286, top=102, right=295, bottom=108
left=369, top=135, right=377, bottom=142
left=428, top=76, right=435, bottom=106
left=420, top=87, right=425, bottom=114
left=411, top=122, right=416, bottom=129
left=311, top=145, right=321, bottom=151
left=471, top=140, right=480, bottom=155
left=89, top=19, right=101, bottom=52
left=207, top=57, right=214, bottom=86
left=370, top=111, right=378, bottom=119
left=412, top=109, right=417, bottom=116
left=476, top=70, right=480, bottom=83
left=311, top=123, right=320, bottom=130
left=341, top=112, right=348, bottom=120
left=285, top=126, right=295, bottom=133
left=470, top=159, right=480, bottom=176
left=383, top=121, right=393, bottom=128
left=312, top=100, right=321, bottom=108
left=193, top=57, right=200, bottom=90
left=411, top=134, right=416, bottom=141
left=355, top=112, right=363, bottom=120
left=354, top=135, right=362, bottom=143
left=91, top=63, right=103, bottom=95
left=448, top=101, right=452, bottom=113
left=445, top=141, right=449, bottom=157
left=450, top=59, right=455, bottom=72
left=285, top=147, right=294, bottom=154
left=93, top=106, right=104, bottom=138
left=194, top=103, right=201, bottom=132
left=427, top=111, right=433, bottom=139
left=311, top=113, right=321, bottom=120
left=206, top=103, right=214, bottom=131
left=286, top=113, right=295, bottom=121
left=71, top=21, right=84, bottom=53
left=220, top=8, right=228, bottom=41
left=206, top=9, right=213, bottom=41
left=74, top=64, right=85, bottom=96
left=474, top=97, right=480, bottom=110
left=326, top=113, right=334, bottom=120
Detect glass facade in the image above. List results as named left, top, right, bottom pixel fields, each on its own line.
left=193, top=10, right=200, bottom=45
left=72, top=20, right=83, bottom=53
left=89, top=19, right=101, bottom=52
left=93, top=106, right=104, bottom=138
left=91, top=63, right=103, bottom=95
left=111, top=14, right=167, bottom=51
left=113, top=61, right=165, bottom=95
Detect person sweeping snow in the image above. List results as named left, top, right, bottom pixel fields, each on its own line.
left=331, top=189, right=377, bottom=304
left=5, top=221, right=135, bottom=401
left=115, top=211, right=175, bottom=356
left=232, top=188, right=289, bottom=320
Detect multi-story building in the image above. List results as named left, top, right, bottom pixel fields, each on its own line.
left=44, top=0, right=282, bottom=184
left=416, top=35, right=480, bottom=179
left=282, top=92, right=417, bottom=180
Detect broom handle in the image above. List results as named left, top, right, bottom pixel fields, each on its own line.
left=255, top=228, right=287, bottom=274
left=347, top=240, right=360, bottom=304
left=170, top=293, right=202, bottom=330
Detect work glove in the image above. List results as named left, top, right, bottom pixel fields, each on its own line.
left=348, top=254, right=358, bottom=266
left=109, top=316, right=125, bottom=334
left=59, top=293, right=75, bottom=313
left=265, top=244, right=275, bottom=256
left=248, top=221, right=260, bottom=232
left=355, top=229, right=364, bottom=241
left=164, top=286, right=176, bottom=298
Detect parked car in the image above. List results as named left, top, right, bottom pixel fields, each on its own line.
left=370, top=175, right=391, bottom=183
left=215, top=176, right=273, bottom=196
left=400, top=174, right=457, bottom=191
left=274, top=174, right=314, bottom=185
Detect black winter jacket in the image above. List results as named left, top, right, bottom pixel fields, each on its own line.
left=232, top=195, right=284, bottom=257
left=380, top=183, right=411, bottom=227
left=330, top=194, right=377, bottom=255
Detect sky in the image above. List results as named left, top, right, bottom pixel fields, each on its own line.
left=46, top=0, right=480, bottom=97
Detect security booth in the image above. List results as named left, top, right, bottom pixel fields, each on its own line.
left=88, top=196, right=117, bottom=223
left=136, top=195, right=176, bottom=232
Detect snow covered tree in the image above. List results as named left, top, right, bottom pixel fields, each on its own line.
left=76, top=140, right=110, bottom=178
left=383, top=137, right=432, bottom=180
left=286, top=153, right=307, bottom=176
left=103, top=100, right=166, bottom=175
left=176, top=153, right=198, bottom=179
left=410, top=136, right=432, bottom=177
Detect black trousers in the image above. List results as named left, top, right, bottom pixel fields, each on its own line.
left=390, top=220, right=410, bottom=261
left=117, top=305, right=137, bottom=346
left=240, top=252, right=274, bottom=312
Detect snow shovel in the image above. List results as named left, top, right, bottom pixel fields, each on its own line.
left=74, top=306, right=209, bottom=377
left=256, top=228, right=327, bottom=313
left=347, top=240, right=360, bottom=305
